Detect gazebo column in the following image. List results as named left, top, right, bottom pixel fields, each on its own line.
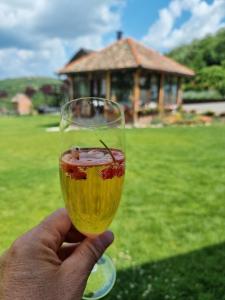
left=158, top=73, right=165, bottom=113
left=68, top=75, right=74, bottom=100
left=176, top=77, right=182, bottom=106
left=133, top=69, right=140, bottom=124
left=106, top=71, right=111, bottom=99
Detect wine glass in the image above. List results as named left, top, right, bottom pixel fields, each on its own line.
left=59, top=97, right=125, bottom=299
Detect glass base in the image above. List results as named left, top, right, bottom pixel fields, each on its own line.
left=83, top=254, right=116, bottom=299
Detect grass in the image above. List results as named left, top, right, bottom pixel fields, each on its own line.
left=0, top=116, right=225, bottom=299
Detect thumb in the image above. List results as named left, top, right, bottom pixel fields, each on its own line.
left=63, top=231, right=114, bottom=275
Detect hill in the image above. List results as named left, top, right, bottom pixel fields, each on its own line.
left=0, top=77, right=63, bottom=110
left=0, top=76, right=61, bottom=98
left=168, top=28, right=225, bottom=100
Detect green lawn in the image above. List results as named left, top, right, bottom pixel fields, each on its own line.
left=1, top=116, right=225, bottom=299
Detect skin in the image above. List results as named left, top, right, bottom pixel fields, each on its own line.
left=0, top=208, right=114, bottom=300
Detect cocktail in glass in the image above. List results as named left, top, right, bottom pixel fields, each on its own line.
left=59, top=98, right=125, bottom=299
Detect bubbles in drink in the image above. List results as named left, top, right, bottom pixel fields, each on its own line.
left=59, top=147, right=125, bottom=235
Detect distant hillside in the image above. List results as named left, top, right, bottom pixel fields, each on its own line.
left=0, top=76, right=61, bottom=98
left=0, top=76, right=63, bottom=110
left=168, top=28, right=225, bottom=99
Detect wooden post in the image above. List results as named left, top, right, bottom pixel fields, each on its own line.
left=68, top=75, right=74, bottom=100
left=133, top=69, right=140, bottom=124
left=106, top=71, right=111, bottom=100
left=88, top=73, right=92, bottom=96
left=176, top=77, right=182, bottom=106
left=158, top=73, right=164, bottom=113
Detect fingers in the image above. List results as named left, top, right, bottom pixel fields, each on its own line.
left=62, top=231, right=114, bottom=274
left=21, top=209, right=86, bottom=254
left=65, top=225, right=85, bottom=243
left=36, top=208, right=72, bottom=251
left=57, top=243, right=78, bottom=261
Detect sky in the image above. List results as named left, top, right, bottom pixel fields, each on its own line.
left=0, top=0, right=224, bottom=79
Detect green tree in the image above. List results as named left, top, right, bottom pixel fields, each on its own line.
left=185, top=66, right=225, bottom=96
left=168, top=28, right=225, bottom=98
left=168, top=28, right=225, bottom=70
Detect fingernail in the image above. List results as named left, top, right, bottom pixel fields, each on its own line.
left=99, top=231, right=114, bottom=247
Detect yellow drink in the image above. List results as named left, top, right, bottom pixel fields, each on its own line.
left=59, top=148, right=125, bottom=235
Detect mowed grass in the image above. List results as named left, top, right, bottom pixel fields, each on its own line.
left=0, top=116, right=225, bottom=299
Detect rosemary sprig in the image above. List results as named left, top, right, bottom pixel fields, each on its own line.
left=99, top=139, right=116, bottom=163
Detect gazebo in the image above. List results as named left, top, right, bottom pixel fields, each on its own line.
left=58, top=38, right=194, bottom=122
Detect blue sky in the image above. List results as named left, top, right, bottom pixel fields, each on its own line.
left=123, top=0, right=173, bottom=38
left=122, top=0, right=215, bottom=39
left=0, top=0, right=224, bottom=79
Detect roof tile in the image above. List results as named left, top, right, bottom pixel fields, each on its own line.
left=58, top=38, right=194, bottom=77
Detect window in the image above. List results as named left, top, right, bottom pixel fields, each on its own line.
left=150, top=75, right=159, bottom=103
left=164, top=76, right=178, bottom=106
left=140, top=73, right=159, bottom=108
left=90, top=76, right=106, bottom=98
left=140, top=75, right=150, bottom=107
left=74, top=75, right=89, bottom=97
left=111, top=71, right=133, bottom=104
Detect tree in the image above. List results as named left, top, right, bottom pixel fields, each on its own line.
left=0, top=90, right=8, bottom=98
left=168, top=29, right=225, bottom=70
left=168, top=28, right=225, bottom=98
left=24, top=86, right=36, bottom=98
left=185, top=66, right=225, bottom=96
left=40, top=84, right=53, bottom=95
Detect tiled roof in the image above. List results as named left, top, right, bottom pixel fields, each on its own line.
left=58, top=38, right=194, bottom=77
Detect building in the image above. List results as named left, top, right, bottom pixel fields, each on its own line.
left=58, top=37, right=194, bottom=122
left=12, top=93, right=32, bottom=115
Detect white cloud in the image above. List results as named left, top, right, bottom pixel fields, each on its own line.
left=0, top=0, right=123, bottom=78
left=0, top=39, right=66, bottom=78
left=142, top=0, right=225, bottom=52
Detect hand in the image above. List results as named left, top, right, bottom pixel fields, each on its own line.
left=0, top=208, right=114, bottom=300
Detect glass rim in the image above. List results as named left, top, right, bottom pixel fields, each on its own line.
left=61, top=97, right=124, bottom=128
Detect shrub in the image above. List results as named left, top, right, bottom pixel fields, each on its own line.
left=138, top=108, right=159, bottom=116
left=24, top=86, right=36, bottom=97
left=202, top=111, right=215, bottom=117
left=0, top=90, right=8, bottom=98
left=40, top=84, right=53, bottom=95
left=183, top=90, right=223, bottom=100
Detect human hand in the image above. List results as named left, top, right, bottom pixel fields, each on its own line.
left=0, top=208, right=114, bottom=300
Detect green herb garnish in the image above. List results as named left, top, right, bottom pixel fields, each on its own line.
left=99, top=139, right=116, bottom=163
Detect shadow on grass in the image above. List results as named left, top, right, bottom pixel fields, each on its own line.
left=105, top=242, right=225, bottom=300
left=39, top=122, right=59, bottom=128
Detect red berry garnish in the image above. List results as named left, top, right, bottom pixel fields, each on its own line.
left=101, top=162, right=125, bottom=179
left=115, top=164, right=124, bottom=177
left=72, top=169, right=87, bottom=180
left=61, top=163, right=87, bottom=180
left=101, top=166, right=114, bottom=179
